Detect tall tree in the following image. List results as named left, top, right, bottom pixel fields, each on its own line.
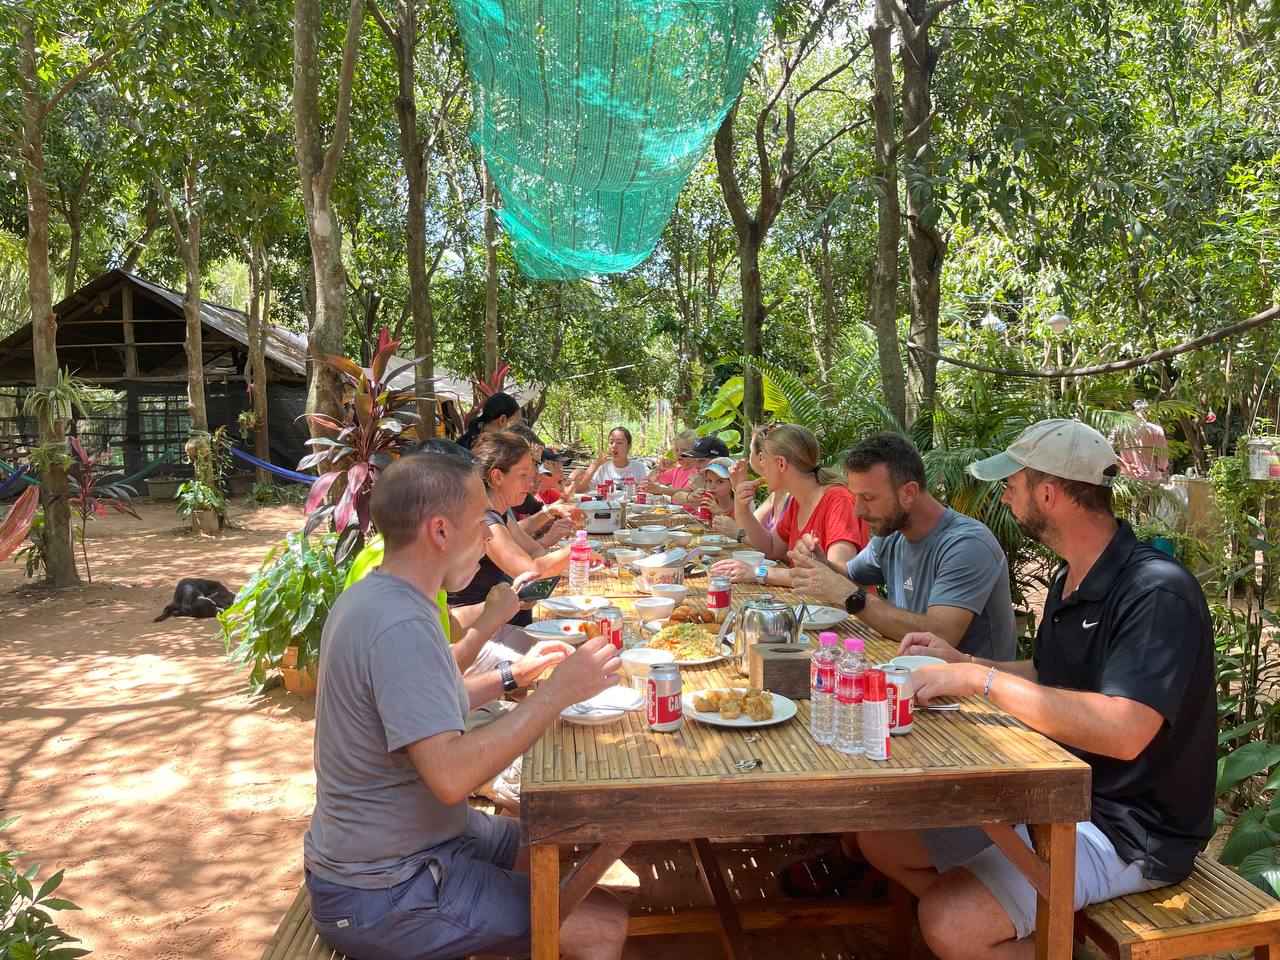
left=294, top=0, right=365, bottom=425
left=714, top=0, right=866, bottom=425
left=2, top=5, right=129, bottom=585
left=367, top=0, right=464, bottom=435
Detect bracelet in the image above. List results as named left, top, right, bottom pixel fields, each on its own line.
left=982, top=665, right=998, bottom=698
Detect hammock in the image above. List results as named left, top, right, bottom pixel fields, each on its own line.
left=0, top=453, right=177, bottom=492
left=0, top=465, right=29, bottom=498
left=448, top=0, right=774, bottom=279
left=230, top=447, right=316, bottom=485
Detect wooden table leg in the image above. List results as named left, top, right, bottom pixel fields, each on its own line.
left=1033, top=822, right=1076, bottom=960
left=888, top=879, right=913, bottom=960
left=531, top=842, right=560, bottom=960
left=690, top=838, right=753, bottom=960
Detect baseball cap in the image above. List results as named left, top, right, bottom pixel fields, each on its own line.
left=680, top=435, right=730, bottom=459
left=704, top=457, right=734, bottom=479
left=541, top=447, right=570, bottom=463
left=968, top=419, right=1118, bottom=486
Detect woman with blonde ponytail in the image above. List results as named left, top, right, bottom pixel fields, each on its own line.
left=711, top=423, right=868, bottom=587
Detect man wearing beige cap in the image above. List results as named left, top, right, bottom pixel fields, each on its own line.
left=856, top=419, right=1215, bottom=960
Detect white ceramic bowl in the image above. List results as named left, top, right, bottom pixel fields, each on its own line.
left=609, top=547, right=645, bottom=565
left=648, top=583, right=688, bottom=605
left=629, top=530, right=668, bottom=547
left=640, top=524, right=666, bottom=533
left=890, top=655, right=947, bottom=678
left=634, top=596, right=677, bottom=621
left=732, top=550, right=766, bottom=566
left=620, top=648, right=677, bottom=689
left=667, top=530, right=694, bottom=547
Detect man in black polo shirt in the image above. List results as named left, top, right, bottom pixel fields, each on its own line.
left=861, top=419, right=1215, bottom=959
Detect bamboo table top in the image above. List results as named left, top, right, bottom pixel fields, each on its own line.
left=524, top=552, right=1091, bottom=846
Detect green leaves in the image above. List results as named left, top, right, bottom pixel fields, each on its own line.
left=0, top=819, right=86, bottom=960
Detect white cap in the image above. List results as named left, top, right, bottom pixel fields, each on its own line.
left=968, top=419, right=1118, bottom=486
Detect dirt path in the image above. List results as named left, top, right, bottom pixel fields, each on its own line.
left=0, top=501, right=315, bottom=960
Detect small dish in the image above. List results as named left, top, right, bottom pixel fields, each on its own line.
left=634, top=596, right=677, bottom=621
left=648, top=583, right=688, bottom=605
left=732, top=550, right=766, bottom=566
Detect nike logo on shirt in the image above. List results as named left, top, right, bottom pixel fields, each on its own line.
left=1082, top=619, right=1100, bottom=629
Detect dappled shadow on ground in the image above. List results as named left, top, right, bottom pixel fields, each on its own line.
left=0, top=501, right=315, bottom=960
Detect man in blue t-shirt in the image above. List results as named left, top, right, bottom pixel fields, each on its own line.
left=864, top=420, right=1215, bottom=959
left=782, top=432, right=1017, bottom=897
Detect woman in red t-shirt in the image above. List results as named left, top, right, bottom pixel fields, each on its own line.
left=710, top=424, right=868, bottom=588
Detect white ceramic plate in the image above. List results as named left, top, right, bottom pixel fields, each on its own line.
left=526, top=619, right=589, bottom=642
left=794, top=605, right=847, bottom=629
left=541, top=595, right=610, bottom=618
left=699, top=534, right=736, bottom=544
left=681, top=690, right=799, bottom=728
left=555, top=538, right=602, bottom=550
left=561, top=685, right=645, bottom=724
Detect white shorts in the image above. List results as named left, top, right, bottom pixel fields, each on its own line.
left=920, top=821, right=1167, bottom=940
left=463, top=623, right=535, bottom=676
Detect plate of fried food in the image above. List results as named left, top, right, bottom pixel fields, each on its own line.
left=643, top=622, right=724, bottom=665
left=684, top=687, right=798, bottom=728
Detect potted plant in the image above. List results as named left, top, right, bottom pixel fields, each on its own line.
left=175, top=479, right=225, bottom=535
left=146, top=476, right=183, bottom=500
left=218, top=531, right=352, bottom=693
left=238, top=408, right=259, bottom=433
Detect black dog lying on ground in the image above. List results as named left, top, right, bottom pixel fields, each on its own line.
left=154, top=578, right=236, bottom=622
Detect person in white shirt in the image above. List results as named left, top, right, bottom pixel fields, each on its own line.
left=571, top=427, right=649, bottom=492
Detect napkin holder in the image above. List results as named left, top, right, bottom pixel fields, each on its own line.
left=748, top=643, right=811, bottom=700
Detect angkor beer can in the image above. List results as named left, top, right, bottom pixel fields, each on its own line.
left=861, top=669, right=891, bottom=760
left=596, top=605, right=624, bottom=650
left=877, top=664, right=915, bottom=735
left=707, top=575, right=732, bottom=623
left=646, top=663, right=684, bottom=732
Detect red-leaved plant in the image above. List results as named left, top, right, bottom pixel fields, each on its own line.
left=461, top=360, right=511, bottom=430
left=68, top=437, right=142, bottom=582
left=300, top=329, right=426, bottom=561
left=0, top=485, right=39, bottom=565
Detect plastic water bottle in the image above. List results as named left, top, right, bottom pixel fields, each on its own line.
left=568, top=530, right=592, bottom=594
left=834, top=637, right=869, bottom=755
left=809, top=631, right=840, bottom=745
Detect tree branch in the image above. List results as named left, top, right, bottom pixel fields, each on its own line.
left=39, top=40, right=125, bottom=122
left=922, top=0, right=964, bottom=31
left=796, top=42, right=867, bottom=105
left=786, top=118, right=868, bottom=187
left=317, top=0, right=366, bottom=194
left=890, top=108, right=939, bottom=155
left=713, top=106, right=752, bottom=235
left=365, top=0, right=396, bottom=42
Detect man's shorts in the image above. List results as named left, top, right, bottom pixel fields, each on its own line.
left=920, top=821, right=1167, bottom=940
left=305, top=809, right=529, bottom=960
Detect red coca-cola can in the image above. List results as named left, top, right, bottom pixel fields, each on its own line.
left=707, top=575, right=732, bottom=623
left=861, top=669, right=890, bottom=760
left=646, top=663, right=683, bottom=732
left=595, top=482, right=609, bottom=500
left=595, top=605, right=624, bottom=650
left=698, top=504, right=713, bottom=523
left=636, top=488, right=648, bottom=505
left=877, top=664, right=915, bottom=735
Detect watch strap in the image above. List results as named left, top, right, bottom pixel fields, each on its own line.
left=497, top=660, right=518, bottom=693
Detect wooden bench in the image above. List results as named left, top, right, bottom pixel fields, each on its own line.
left=1076, top=855, right=1280, bottom=960
left=258, top=839, right=917, bottom=960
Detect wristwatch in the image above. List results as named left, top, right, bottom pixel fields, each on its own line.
left=496, top=660, right=519, bottom=693
left=843, top=588, right=868, bottom=616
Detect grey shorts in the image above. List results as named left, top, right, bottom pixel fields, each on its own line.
left=920, top=821, right=1166, bottom=940
left=306, top=809, right=529, bottom=960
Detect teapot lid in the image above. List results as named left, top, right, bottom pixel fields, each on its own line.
left=745, top=595, right=788, bottom=610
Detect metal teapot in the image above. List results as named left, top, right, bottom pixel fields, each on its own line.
left=726, top=595, right=801, bottom=676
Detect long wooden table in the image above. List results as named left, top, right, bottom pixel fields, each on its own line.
left=524, top=541, right=1091, bottom=960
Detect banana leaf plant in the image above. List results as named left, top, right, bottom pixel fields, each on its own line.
left=0, top=485, right=40, bottom=565
left=68, top=437, right=141, bottom=582
left=300, top=328, right=427, bottom=561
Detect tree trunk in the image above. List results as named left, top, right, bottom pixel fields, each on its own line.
left=63, top=206, right=81, bottom=300
left=19, top=27, right=79, bottom=586
left=739, top=233, right=764, bottom=426
left=246, top=244, right=271, bottom=485
left=293, top=0, right=362, bottom=430
left=388, top=4, right=439, bottom=437
left=899, top=0, right=943, bottom=424
left=867, top=3, right=907, bottom=427
left=818, top=226, right=838, bottom=373
left=482, top=166, right=499, bottom=380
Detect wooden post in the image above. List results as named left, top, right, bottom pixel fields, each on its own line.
left=121, top=282, right=139, bottom=378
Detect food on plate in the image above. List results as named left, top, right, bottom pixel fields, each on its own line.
left=692, top=687, right=774, bottom=721
left=647, top=623, right=718, bottom=661
left=668, top=604, right=716, bottom=624
left=581, top=621, right=601, bottom=640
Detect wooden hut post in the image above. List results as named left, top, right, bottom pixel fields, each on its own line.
left=120, top=283, right=145, bottom=478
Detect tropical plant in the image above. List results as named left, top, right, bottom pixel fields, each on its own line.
left=67, top=438, right=140, bottom=583
left=20, top=369, right=121, bottom=431
left=300, top=329, right=423, bottom=561
left=16, top=507, right=49, bottom=580
left=217, top=531, right=352, bottom=693
left=0, top=816, right=87, bottom=959
left=0, top=487, right=40, bottom=567
left=174, top=481, right=225, bottom=523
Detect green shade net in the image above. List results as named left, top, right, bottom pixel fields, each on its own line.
left=448, top=0, right=775, bottom=279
